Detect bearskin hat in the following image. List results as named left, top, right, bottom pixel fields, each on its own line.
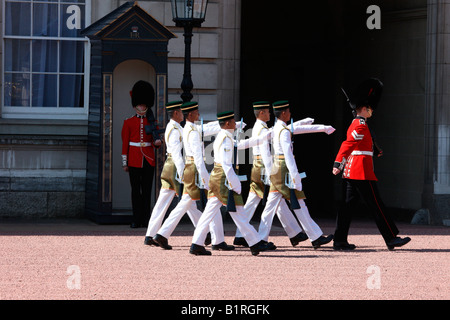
left=353, top=78, right=383, bottom=109
left=130, top=80, right=155, bottom=108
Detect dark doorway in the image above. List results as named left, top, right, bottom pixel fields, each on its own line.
left=239, top=1, right=350, bottom=219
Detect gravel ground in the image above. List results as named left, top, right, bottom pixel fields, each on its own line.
left=0, top=218, right=448, bottom=304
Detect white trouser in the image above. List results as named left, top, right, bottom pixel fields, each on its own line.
left=235, top=192, right=302, bottom=238
left=157, top=193, right=225, bottom=245
left=145, top=189, right=202, bottom=238
left=146, top=189, right=175, bottom=237
left=192, top=196, right=261, bottom=247
left=258, top=192, right=323, bottom=242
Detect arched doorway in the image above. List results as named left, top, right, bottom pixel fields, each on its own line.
left=112, top=60, right=156, bottom=212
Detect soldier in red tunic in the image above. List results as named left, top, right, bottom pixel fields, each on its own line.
left=121, top=80, right=162, bottom=228
left=332, top=78, right=411, bottom=250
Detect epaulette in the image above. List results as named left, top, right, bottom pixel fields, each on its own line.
left=219, top=134, right=233, bottom=152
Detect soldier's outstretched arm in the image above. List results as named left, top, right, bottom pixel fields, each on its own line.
left=237, top=129, right=272, bottom=150
left=293, top=123, right=335, bottom=135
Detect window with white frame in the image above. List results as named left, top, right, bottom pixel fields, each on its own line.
left=2, top=0, right=90, bottom=119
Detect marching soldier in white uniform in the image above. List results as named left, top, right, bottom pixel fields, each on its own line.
left=190, top=111, right=274, bottom=256
left=144, top=101, right=204, bottom=246
left=258, top=101, right=335, bottom=249
left=234, top=101, right=314, bottom=247
left=153, top=101, right=231, bottom=250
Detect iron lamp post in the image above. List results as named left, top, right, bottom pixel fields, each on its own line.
left=170, top=0, right=209, bottom=102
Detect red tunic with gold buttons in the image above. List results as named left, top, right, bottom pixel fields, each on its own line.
left=121, top=115, right=156, bottom=168
left=334, top=116, right=377, bottom=181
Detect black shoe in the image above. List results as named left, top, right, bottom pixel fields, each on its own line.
left=290, top=232, right=308, bottom=247
left=189, top=244, right=212, bottom=256
left=261, top=240, right=277, bottom=250
left=312, top=234, right=333, bottom=249
left=333, top=241, right=356, bottom=251
left=154, top=234, right=172, bottom=250
left=386, top=237, right=411, bottom=251
left=144, top=236, right=159, bottom=246
left=250, top=240, right=276, bottom=256
left=233, top=237, right=249, bottom=247
left=212, top=241, right=235, bottom=251
left=205, top=233, right=212, bottom=246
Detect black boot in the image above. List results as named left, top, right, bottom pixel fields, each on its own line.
left=154, top=234, right=172, bottom=250
left=312, top=234, right=333, bottom=249
left=333, top=241, right=356, bottom=251
left=386, top=237, right=411, bottom=251
left=212, top=242, right=235, bottom=251
left=189, top=244, right=212, bottom=256
left=250, top=240, right=276, bottom=256
left=261, top=240, right=277, bottom=250
left=144, top=236, right=159, bottom=246
left=290, top=232, right=308, bottom=247
left=233, top=237, right=249, bottom=247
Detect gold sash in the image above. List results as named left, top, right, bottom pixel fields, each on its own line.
left=182, top=159, right=205, bottom=201
left=160, top=155, right=181, bottom=196
left=269, top=158, right=306, bottom=201
left=208, top=165, right=244, bottom=206
left=250, top=159, right=265, bottom=198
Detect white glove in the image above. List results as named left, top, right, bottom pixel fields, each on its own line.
left=299, top=117, right=314, bottom=126
left=292, top=172, right=302, bottom=191
left=324, top=126, right=336, bottom=135
left=236, top=121, right=246, bottom=130
left=121, top=155, right=128, bottom=167
left=233, top=182, right=242, bottom=195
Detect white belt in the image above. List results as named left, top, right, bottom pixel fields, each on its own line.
left=129, top=142, right=151, bottom=147
left=351, top=151, right=373, bottom=156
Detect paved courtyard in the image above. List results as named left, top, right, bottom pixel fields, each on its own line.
left=0, top=218, right=448, bottom=305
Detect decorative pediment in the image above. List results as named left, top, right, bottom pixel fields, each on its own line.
left=81, top=1, right=176, bottom=41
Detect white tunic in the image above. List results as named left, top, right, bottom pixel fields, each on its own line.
left=164, top=119, right=184, bottom=179
left=183, top=120, right=221, bottom=189
left=213, top=128, right=271, bottom=195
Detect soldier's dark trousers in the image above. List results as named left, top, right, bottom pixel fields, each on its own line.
left=128, top=158, right=154, bottom=226
left=334, top=179, right=399, bottom=244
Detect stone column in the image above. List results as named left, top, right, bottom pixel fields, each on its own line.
left=423, top=0, right=450, bottom=225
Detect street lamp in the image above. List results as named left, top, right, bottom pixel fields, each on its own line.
left=170, top=0, right=209, bottom=102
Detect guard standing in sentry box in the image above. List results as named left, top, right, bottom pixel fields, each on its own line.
left=121, top=80, right=162, bottom=228
left=332, top=78, right=411, bottom=251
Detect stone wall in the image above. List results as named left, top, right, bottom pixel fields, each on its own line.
left=0, top=134, right=87, bottom=218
